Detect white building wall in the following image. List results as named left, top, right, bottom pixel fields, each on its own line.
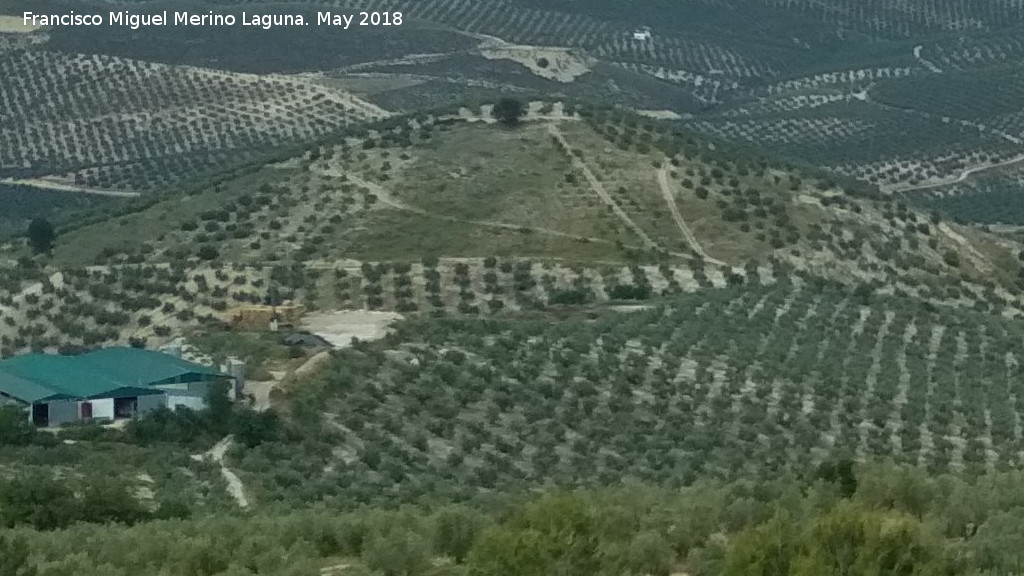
left=86, top=398, right=115, bottom=420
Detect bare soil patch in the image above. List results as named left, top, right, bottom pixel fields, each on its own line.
left=301, top=310, right=404, bottom=348
left=480, top=45, right=592, bottom=82
left=0, top=16, right=40, bottom=33
left=638, top=109, right=683, bottom=120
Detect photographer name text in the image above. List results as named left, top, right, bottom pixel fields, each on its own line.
left=22, top=10, right=403, bottom=30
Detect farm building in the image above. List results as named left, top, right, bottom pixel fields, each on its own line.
left=0, top=347, right=232, bottom=427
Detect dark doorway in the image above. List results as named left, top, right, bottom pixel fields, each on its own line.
left=31, top=404, right=47, bottom=427
left=80, top=402, right=93, bottom=420
left=114, top=397, right=138, bottom=419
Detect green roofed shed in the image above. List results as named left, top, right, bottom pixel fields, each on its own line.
left=0, top=369, right=74, bottom=404
left=0, top=354, right=131, bottom=400
left=0, top=347, right=230, bottom=406
left=78, top=347, right=228, bottom=386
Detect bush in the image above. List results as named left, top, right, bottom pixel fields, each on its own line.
left=0, top=406, right=36, bottom=446
left=0, top=473, right=78, bottom=530
left=433, top=506, right=485, bottom=563
left=468, top=493, right=602, bottom=576
left=363, top=529, right=431, bottom=576
left=942, top=250, right=960, bottom=268
left=197, top=245, right=220, bottom=261
left=232, top=408, right=281, bottom=448
left=78, top=476, right=150, bottom=526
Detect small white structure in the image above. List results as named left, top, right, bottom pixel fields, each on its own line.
left=633, top=28, right=652, bottom=41
left=158, top=339, right=184, bottom=358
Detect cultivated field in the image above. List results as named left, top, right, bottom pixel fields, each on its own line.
left=0, top=48, right=387, bottom=191
left=6, top=0, right=1024, bottom=216
left=246, top=279, right=1024, bottom=505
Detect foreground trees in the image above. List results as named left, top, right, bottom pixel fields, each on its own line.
left=721, top=504, right=947, bottom=576
left=0, top=535, right=34, bottom=576
left=4, top=463, right=1024, bottom=574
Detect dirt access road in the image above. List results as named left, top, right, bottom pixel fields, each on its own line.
left=657, top=166, right=728, bottom=267
left=547, top=123, right=660, bottom=249
left=192, top=436, right=249, bottom=509
left=2, top=178, right=142, bottom=198
left=244, top=310, right=401, bottom=411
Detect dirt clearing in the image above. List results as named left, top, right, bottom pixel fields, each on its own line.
left=0, top=16, right=41, bottom=33
left=480, top=46, right=592, bottom=82
left=638, top=109, right=683, bottom=120
left=301, top=310, right=403, bottom=348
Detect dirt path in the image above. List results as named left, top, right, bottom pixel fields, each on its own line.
left=247, top=350, right=334, bottom=411
left=2, top=178, right=142, bottom=198
left=192, top=436, right=249, bottom=509
left=860, top=83, right=1024, bottom=193
left=547, top=124, right=659, bottom=249
left=913, top=45, right=943, bottom=74
left=247, top=311, right=402, bottom=410
left=657, top=166, right=728, bottom=266
left=890, top=151, right=1024, bottom=193
left=295, top=350, right=333, bottom=376
left=328, top=53, right=456, bottom=74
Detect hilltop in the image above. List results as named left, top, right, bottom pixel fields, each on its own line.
left=0, top=102, right=1022, bottom=359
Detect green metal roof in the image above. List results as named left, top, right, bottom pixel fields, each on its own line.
left=0, top=348, right=228, bottom=404
left=79, top=348, right=228, bottom=386
left=0, top=370, right=73, bottom=404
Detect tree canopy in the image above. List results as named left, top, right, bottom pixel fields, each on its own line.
left=491, top=98, right=527, bottom=127
left=26, top=218, right=55, bottom=254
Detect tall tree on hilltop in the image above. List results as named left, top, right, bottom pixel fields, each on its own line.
left=491, top=98, right=527, bottom=127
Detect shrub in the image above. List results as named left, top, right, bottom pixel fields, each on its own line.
left=197, top=245, right=220, bottom=261
left=363, top=530, right=431, bottom=576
